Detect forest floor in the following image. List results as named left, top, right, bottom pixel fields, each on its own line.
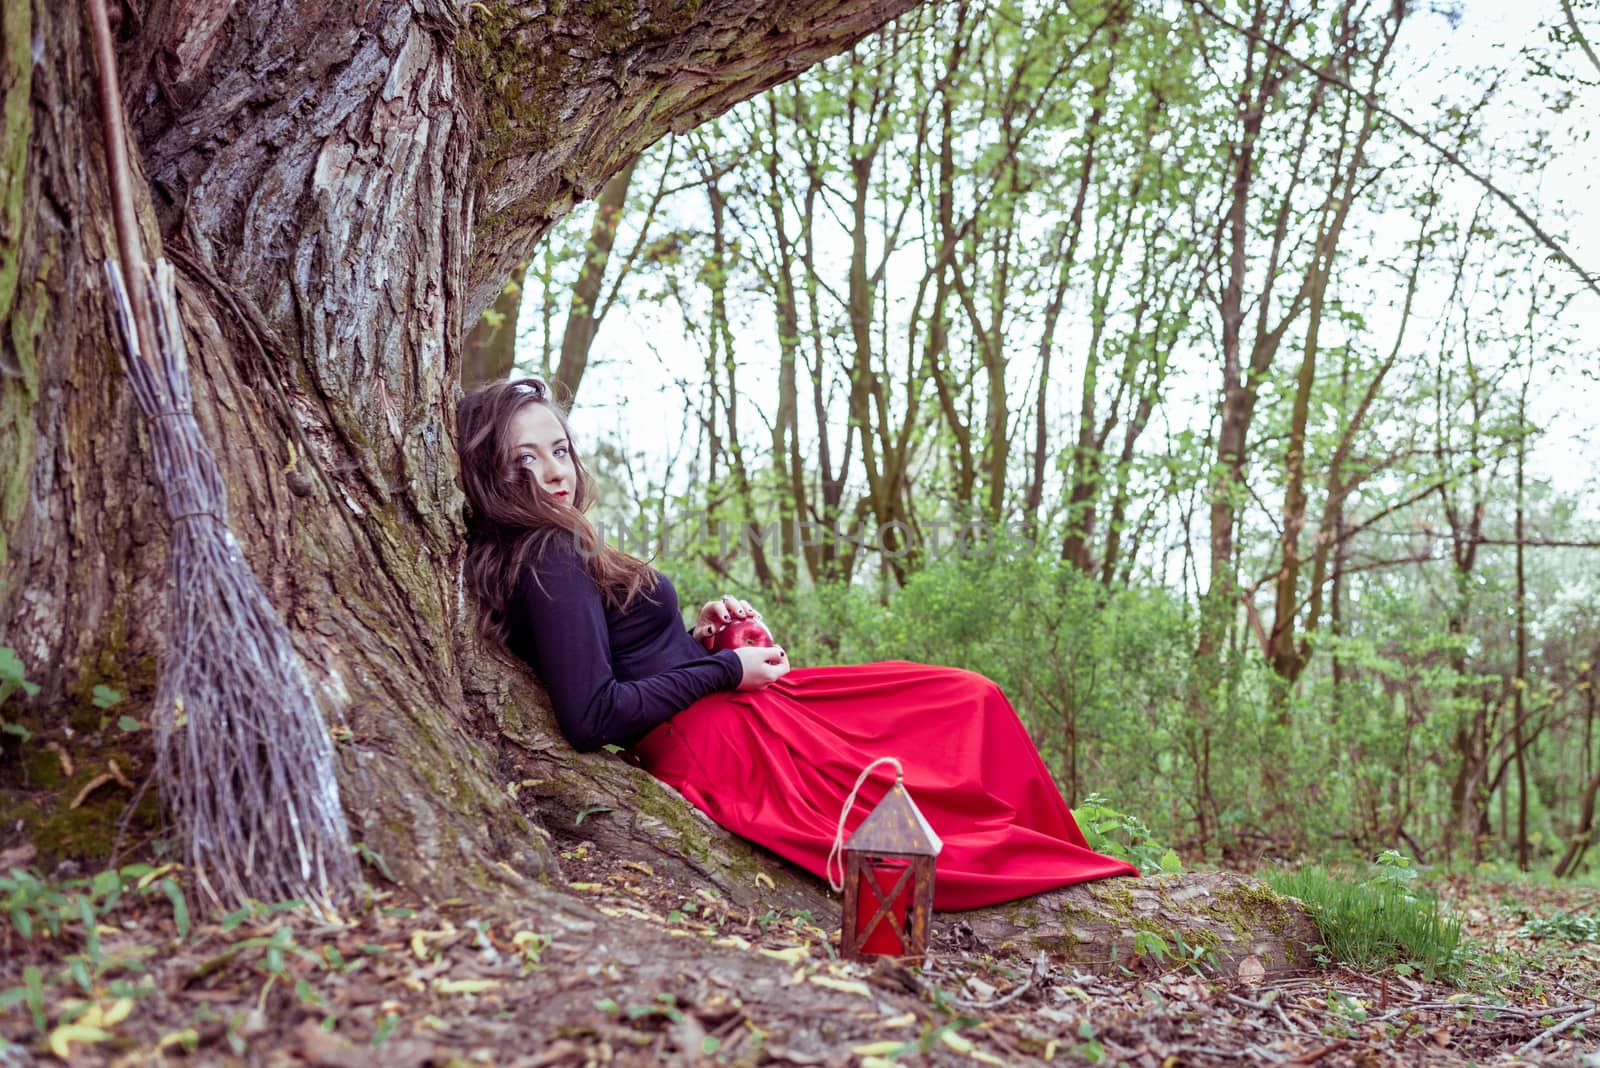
left=2, top=834, right=1598, bottom=1068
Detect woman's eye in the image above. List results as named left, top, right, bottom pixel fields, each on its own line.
left=554, top=447, right=568, bottom=459
left=515, top=453, right=534, bottom=466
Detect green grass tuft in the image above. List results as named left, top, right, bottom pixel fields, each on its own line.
left=1264, top=854, right=1463, bottom=982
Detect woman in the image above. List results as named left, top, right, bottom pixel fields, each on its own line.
left=458, top=377, right=1136, bottom=910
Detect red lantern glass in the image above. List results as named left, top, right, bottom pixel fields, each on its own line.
left=854, top=859, right=912, bottom=956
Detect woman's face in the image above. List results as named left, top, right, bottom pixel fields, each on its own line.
left=507, top=403, right=576, bottom=505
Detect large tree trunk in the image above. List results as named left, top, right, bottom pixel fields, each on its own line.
left=1, top=0, right=921, bottom=898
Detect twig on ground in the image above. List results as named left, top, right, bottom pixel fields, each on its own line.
left=1288, top=1040, right=1348, bottom=1065
left=916, top=950, right=1055, bottom=1012
left=1554, top=979, right=1600, bottom=1004
left=1513, top=1005, right=1599, bottom=1058
left=44, top=742, right=73, bottom=778
left=1225, top=992, right=1273, bottom=1012
left=110, top=771, right=158, bottom=868
left=952, top=978, right=1034, bottom=1010
left=1368, top=1000, right=1581, bottom=1024
left=70, top=772, right=126, bottom=810
left=1171, top=1043, right=1252, bottom=1059
left=937, top=962, right=1039, bottom=1010
left=107, top=760, right=135, bottom=790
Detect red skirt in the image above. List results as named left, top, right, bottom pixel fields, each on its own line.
left=631, top=661, right=1138, bottom=910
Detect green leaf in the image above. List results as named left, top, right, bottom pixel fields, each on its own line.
left=92, top=869, right=122, bottom=901
left=23, top=965, right=45, bottom=1030
left=94, top=686, right=124, bottom=710
left=1, top=721, right=30, bottom=742
left=78, top=896, right=101, bottom=963
left=266, top=926, right=294, bottom=974
left=355, top=843, right=396, bottom=883
left=116, top=715, right=140, bottom=732
left=371, top=1014, right=399, bottom=1048
left=1132, top=930, right=1169, bottom=961
left=0, top=646, right=25, bottom=682
left=574, top=805, right=614, bottom=826
left=160, top=879, right=190, bottom=939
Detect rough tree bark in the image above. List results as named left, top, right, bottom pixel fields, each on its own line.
left=1, top=0, right=1315, bottom=968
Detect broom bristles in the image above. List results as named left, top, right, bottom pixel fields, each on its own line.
left=106, top=258, right=359, bottom=914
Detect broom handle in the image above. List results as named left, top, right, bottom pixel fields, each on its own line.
left=85, top=0, right=159, bottom=367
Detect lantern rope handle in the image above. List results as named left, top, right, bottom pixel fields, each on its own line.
left=825, top=756, right=903, bottom=893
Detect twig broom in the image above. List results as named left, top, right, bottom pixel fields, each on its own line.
left=85, top=0, right=358, bottom=913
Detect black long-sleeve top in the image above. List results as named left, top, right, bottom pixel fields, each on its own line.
left=505, top=538, right=743, bottom=752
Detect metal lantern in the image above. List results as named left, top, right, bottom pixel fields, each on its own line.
left=840, top=779, right=942, bottom=962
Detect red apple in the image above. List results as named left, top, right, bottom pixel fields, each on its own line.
left=705, top=617, right=775, bottom=652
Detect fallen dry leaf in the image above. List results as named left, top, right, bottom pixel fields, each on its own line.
left=940, top=1029, right=976, bottom=1053
left=808, top=974, right=873, bottom=998
left=293, top=1019, right=378, bottom=1068
left=758, top=944, right=809, bottom=963
left=0, top=843, right=37, bottom=869
left=46, top=1023, right=111, bottom=1060
left=850, top=1040, right=906, bottom=1056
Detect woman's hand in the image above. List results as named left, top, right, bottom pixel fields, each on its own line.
left=694, top=594, right=761, bottom=645
left=733, top=644, right=789, bottom=691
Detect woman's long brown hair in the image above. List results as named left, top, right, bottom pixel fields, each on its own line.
left=457, top=377, right=657, bottom=647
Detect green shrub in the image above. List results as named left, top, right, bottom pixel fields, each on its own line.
left=1072, top=793, right=1183, bottom=874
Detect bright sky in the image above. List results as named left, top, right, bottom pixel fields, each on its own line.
left=1396, top=0, right=1600, bottom=496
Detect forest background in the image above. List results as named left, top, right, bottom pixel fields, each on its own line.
left=471, top=0, right=1600, bottom=877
